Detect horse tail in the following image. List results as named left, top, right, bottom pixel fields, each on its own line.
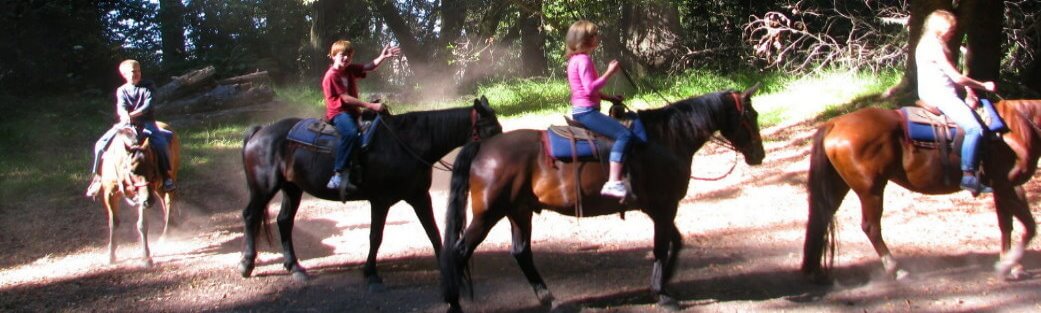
left=244, top=125, right=262, bottom=146
left=441, top=141, right=481, bottom=306
left=802, top=122, right=846, bottom=281
left=242, top=125, right=273, bottom=246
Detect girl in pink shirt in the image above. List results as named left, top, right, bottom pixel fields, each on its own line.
left=566, top=20, right=631, bottom=198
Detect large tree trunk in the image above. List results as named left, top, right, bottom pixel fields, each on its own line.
left=958, top=0, right=1004, bottom=83
left=518, top=0, right=547, bottom=77
left=371, top=0, right=428, bottom=64
left=620, top=0, right=682, bottom=72
left=158, top=0, right=186, bottom=66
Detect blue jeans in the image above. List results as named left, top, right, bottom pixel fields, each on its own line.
left=928, top=94, right=985, bottom=172
left=141, top=121, right=174, bottom=176
left=573, top=108, right=632, bottom=162
left=331, top=112, right=360, bottom=173
left=91, top=122, right=173, bottom=176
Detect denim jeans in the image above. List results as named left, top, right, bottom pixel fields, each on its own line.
left=927, top=94, right=985, bottom=172
left=141, top=121, right=173, bottom=175
left=573, top=108, right=632, bottom=162
left=331, top=112, right=360, bottom=173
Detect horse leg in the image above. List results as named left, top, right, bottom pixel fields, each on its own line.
left=993, top=186, right=1036, bottom=279
left=137, top=200, right=154, bottom=268
left=650, top=213, right=683, bottom=310
left=406, top=193, right=443, bottom=258
left=507, top=208, right=553, bottom=306
left=276, top=185, right=308, bottom=281
left=159, top=191, right=175, bottom=240
left=364, top=199, right=394, bottom=292
left=445, top=206, right=506, bottom=312
left=104, top=193, right=121, bottom=264
left=857, top=192, right=905, bottom=280
left=239, top=187, right=277, bottom=278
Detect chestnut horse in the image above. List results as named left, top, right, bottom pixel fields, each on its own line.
left=239, top=98, right=501, bottom=289
left=803, top=99, right=1041, bottom=282
left=98, top=122, right=180, bottom=267
left=440, top=86, right=765, bottom=312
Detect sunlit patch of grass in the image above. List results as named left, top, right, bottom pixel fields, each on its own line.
left=753, top=69, right=901, bottom=123
left=477, top=77, right=570, bottom=117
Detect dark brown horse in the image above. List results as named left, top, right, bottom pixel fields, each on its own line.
left=803, top=99, right=1041, bottom=282
left=440, top=86, right=765, bottom=312
left=239, top=98, right=501, bottom=289
left=99, top=122, right=180, bottom=267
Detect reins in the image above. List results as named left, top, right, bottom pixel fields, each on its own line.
left=376, top=108, right=482, bottom=171
left=620, top=68, right=747, bottom=181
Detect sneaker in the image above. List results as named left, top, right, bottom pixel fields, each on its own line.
left=163, top=178, right=176, bottom=192
left=600, top=181, right=627, bottom=198
left=960, top=175, right=993, bottom=195
left=327, top=174, right=341, bottom=189
left=85, top=176, right=102, bottom=198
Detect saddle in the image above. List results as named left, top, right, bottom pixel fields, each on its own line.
left=286, top=115, right=382, bottom=153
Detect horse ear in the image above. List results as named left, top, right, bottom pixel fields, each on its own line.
left=743, top=82, right=763, bottom=99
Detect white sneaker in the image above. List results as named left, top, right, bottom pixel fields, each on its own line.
left=326, top=174, right=341, bottom=189
left=600, top=181, right=627, bottom=198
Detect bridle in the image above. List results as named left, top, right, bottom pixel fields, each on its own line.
left=693, top=91, right=758, bottom=181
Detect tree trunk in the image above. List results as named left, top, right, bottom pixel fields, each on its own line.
left=957, top=0, right=1004, bottom=83
left=518, top=0, right=547, bottom=77
left=158, top=0, right=187, bottom=66
left=371, top=0, right=428, bottom=64
left=619, top=0, right=682, bottom=71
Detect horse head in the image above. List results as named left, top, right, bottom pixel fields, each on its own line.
left=115, top=125, right=155, bottom=205
left=472, top=95, right=503, bottom=140
left=719, top=83, right=765, bottom=165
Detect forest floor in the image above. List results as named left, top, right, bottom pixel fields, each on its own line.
left=3, top=114, right=1041, bottom=312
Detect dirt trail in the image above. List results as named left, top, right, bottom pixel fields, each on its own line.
left=2, top=117, right=1041, bottom=312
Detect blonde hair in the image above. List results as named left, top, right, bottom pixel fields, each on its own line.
left=119, top=59, right=140, bottom=71
left=328, top=40, right=354, bottom=58
left=565, top=20, right=598, bottom=57
left=922, top=10, right=956, bottom=39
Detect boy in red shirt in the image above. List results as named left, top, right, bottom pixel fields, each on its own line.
left=323, top=40, right=400, bottom=191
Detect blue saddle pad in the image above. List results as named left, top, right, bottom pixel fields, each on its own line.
left=545, top=127, right=607, bottom=162
left=902, top=109, right=958, bottom=142
left=286, top=116, right=382, bottom=153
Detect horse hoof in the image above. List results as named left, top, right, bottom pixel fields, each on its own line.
left=239, top=262, right=255, bottom=278
left=368, top=282, right=386, bottom=293
left=535, top=287, right=555, bottom=306
left=657, top=294, right=680, bottom=311
left=894, top=269, right=911, bottom=281
left=291, top=270, right=310, bottom=282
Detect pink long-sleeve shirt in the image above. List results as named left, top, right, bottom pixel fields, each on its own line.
left=567, top=53, right=611, bottom=109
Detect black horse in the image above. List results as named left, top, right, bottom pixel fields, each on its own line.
left=240, top=97, right=502, bottom=290
left=440, top=86, right=765, bottom=312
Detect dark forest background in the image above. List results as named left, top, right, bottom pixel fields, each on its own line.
left=1, top=0, right=1039, bottom=98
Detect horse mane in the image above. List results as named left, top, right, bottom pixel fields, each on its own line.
left=636, top=91, right=732, bottom=148
left=381, top=106, right=473, bottom=146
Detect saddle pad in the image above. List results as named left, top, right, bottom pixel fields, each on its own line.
left=901, top=107, right=957, bottom=142
left=286, top=116, right=382, bottom=153
left=543, top=126, right=610, bottom=162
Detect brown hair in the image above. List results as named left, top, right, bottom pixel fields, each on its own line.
left=328, top=40, right=355, bottom=58
left=565, top=20, right=598, bottom=57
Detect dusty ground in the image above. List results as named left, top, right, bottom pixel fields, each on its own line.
left=3, top=115, right=1041, bottom=313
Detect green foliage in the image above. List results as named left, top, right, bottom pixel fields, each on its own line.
left=477, top=78, right=571, bottom=117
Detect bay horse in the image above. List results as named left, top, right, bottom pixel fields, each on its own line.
left=440, top=86, right=765, bottom=312
left=239, top=98, right=501, bottom=289
left=98, top=122, right=180, bottom=267
left=803, top=99, right=1041, bottom=282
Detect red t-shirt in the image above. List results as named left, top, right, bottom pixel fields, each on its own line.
left=322, top=64, right=367, bottom=121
